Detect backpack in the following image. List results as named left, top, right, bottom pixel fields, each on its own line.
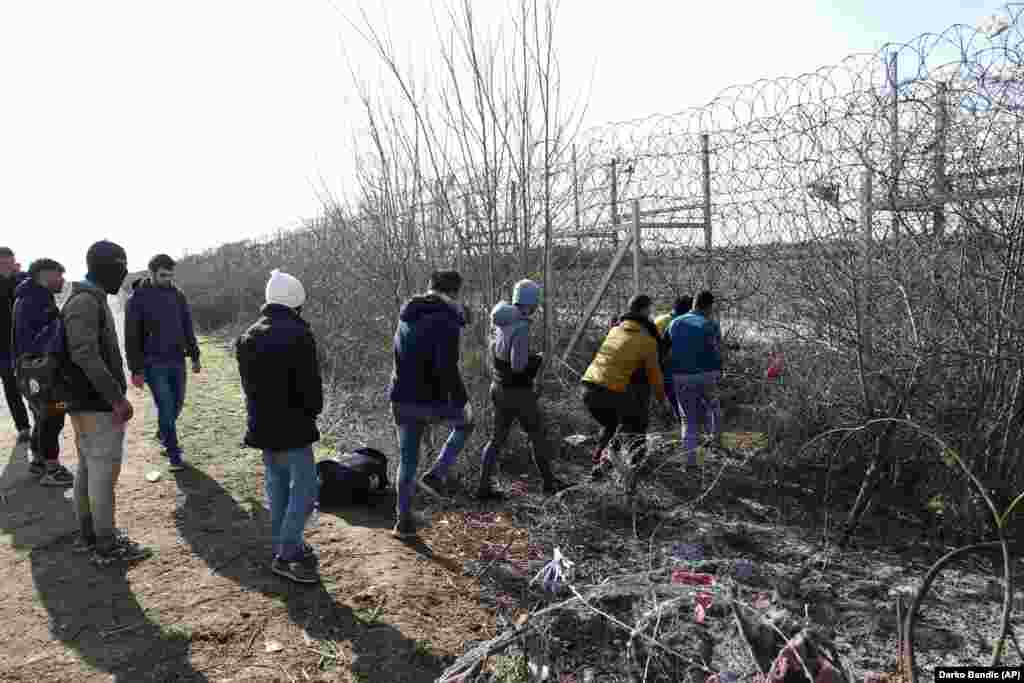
left=14, top=291, right=105, bottom=411
left=316, top=447, right=390, bottom=507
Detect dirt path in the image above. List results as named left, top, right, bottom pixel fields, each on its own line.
left=0, top=337, right=501, bottom=683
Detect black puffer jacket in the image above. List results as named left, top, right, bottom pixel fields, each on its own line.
left=236, top=304, right=323, bottom=450
left=0, top=272, right=29, bottom=359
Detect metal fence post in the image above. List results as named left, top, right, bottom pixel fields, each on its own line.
left=633, top=199, right=642, bottom=297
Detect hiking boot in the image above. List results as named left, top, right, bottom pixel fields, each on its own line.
left=28, top=458, right=46, bottom=477
left=542, top=478, right=570, bottom=496
left=17, top=429, right=31, bottom=444
left=73, top=533, right=97, bottom=555
left=392, top=513, right=417, bottom=540
left=417, top=472, right=448, bottom=500
left=271, top=555, right=320, bottom=584
left=300, top=543, right=319, bottom=566
left=90, top=537, right=152, bottom=567
left=168, top=454, right=186, bottom=472
left=40, top=464, right=74, bottom=487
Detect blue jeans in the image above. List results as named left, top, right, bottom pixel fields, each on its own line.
left=144, top=364, right=186, bottom=457
left=262, top=446, right=318, bottom=562
left=392, top=403, right=473, bottom=515
left=673, top=371, right=721, bottom=463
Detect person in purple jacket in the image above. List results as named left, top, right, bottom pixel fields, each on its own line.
left=13, top=258, right=72, bottom=486
left=125, top=254, right=201, bottom=472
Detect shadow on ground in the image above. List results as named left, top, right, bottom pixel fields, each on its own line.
left=0, top=443, right=209, bottom=682
left=171, top=465, right=448, bottom=683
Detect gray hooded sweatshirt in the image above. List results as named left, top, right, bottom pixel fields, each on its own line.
left=490, top=301, right=541, bottom=387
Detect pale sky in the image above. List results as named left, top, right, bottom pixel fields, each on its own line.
left=0, top=0, right=997, bottom=277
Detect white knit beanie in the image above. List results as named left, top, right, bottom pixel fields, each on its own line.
left=265, top=269, right=306, bottom=309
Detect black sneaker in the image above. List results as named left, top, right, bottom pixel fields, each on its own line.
left=28, top=458, right=46, bottom=477
left=72, top=535, right=97, bottom=555
left=271, top=555, right=320, bottom=584
left=40, top=464, right=74, bottom=487
left=17, top=429, right=31, bottom=444
left=392, top=514, right=417, bottom=539
left=542, top=478, right=571, bottom=496
left=90, top=538, right=152, bottom=567
left=417, top=472, right=448, bottom=500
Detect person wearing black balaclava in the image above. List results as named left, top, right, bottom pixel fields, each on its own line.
left=62, top=240, right=151, bottom=566
left=0, top=246, right=32, bottom=441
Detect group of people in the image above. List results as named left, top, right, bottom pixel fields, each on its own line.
left=582, top=290, right=723, bottom=477
left=1, top=242, right=202, bottom=566
left=1, top=245, right=721, bottom=587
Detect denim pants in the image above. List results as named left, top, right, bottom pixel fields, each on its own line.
left=71, top=411, right=126, bottom=551
left=262, top=446, right=318, bottom=562
left=673, top=371, right=721, bottom=462
left=392, top=402, right=473, bottom=516
left=144, top=364, right=186, bottom=457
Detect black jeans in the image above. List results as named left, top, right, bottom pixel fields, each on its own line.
left=582, top=382, right=650, bottom=459
left=30, top=403, right=67, bottom=462
left=480, top=383, right=555, bottom=482
left=1, top=366, right=30, bottom=431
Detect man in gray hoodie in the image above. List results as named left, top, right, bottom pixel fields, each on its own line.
left=63, top=241, right=151, bottom=566
left=476, top=279, right=567, bottom=499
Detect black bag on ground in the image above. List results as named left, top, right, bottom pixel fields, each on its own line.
left=316, top=447, right=390, bottom=507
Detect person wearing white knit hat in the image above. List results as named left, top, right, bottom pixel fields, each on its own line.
left=265, top=268, right=306, bottom=309
left=236, top=268, right=323, bottom=584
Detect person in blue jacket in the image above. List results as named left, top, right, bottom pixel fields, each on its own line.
left=667, top=290, right=723, bottom=464
left=125, top=254, right=201, bottom=472
left=389, top=270, right=474, bottom=539
left=13, top=258, right=72, bottom=486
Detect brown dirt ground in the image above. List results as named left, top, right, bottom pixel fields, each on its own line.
left=0, top=339, right=510, bottom=683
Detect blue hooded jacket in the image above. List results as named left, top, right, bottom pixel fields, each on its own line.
left=490, top=301, right=542, bottom=387
left=12, top=277, right=61, bottom=358
left=667, top=311, right=722, bottom=376
left=125, top=276, right=200, bottom=373
left=388, top=292, right=468, bottom=413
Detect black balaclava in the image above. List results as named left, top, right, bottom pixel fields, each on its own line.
left=86, top=240, right=128, bottom=295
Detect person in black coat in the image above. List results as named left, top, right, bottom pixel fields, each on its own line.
left=236, top=269, right=323, bottom=585
left=0, top=247, right=31, bottom=441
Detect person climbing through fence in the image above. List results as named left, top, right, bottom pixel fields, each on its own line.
left=389, top=270, right=474, bottom=539
left=655, top=295, right=692, bottom=421
left=0, top=247, right=32, bottom=443
left=581, top=294, right=670, bottom=480
left=13, top=258, right=72, bottom=486
left=236, top=269, right=324, bottom=584
left=476, top=279, right=568, bottom=500
left=667, top=290, right=723, bottom=465
left=125, top=254, right=201, bottom=472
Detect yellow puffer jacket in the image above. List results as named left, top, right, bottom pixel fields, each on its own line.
left=582, top=320, right=665, bottom=400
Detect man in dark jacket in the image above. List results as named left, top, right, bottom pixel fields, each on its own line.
left=0, top=247, right=32, bottom=441
left=125, top=254, right=201, bottom=472
left=13, top=258, right=72, bottom=486
left=64, top=240, right=150, bottom=566
left=389, top=270, right=473, bottom=539
left=236, top=269, right=323, bottom=585
left=476, top=279, right=567, bottom=499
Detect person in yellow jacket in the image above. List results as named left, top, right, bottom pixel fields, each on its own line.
left=581, top=294, right=669, bottom=477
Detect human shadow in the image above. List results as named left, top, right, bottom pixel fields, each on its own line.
left=171, top=465, right=448, bottom=683
left=318, top=490, right=466, bottom=576
left=0, top=443, right=209, bottom=682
